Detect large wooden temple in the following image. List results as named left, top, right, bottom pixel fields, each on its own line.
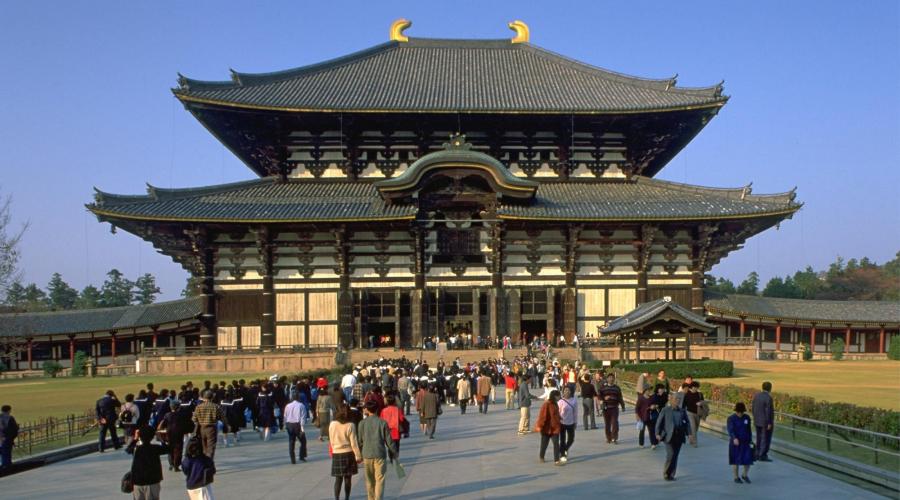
left=88, top=20, right=801, bottom=350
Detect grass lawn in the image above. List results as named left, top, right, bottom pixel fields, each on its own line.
left=705, top=360, right=900, bottom=411
left=0, top=373, right=268, bottom=424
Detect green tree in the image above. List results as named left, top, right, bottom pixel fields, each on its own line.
left=736, top=271, right=760, bottom=295
left=182, top=276, right=201, bottom=297
left=3, top=281, right=26, bottom=307
left=792, top=266, right=825, bottom=299
left=47, top=272, right=78, bottom=310
left=22, top=283, right=49, bottom=311
left=830, top=337, right=845, bottom=361
left=100, top=269, right=133, bottom=307
left=76, top=285, right=103, bottom=309
left=133, top=273, right=160, bottom=305
left=762, top=275, right=803, bottom=298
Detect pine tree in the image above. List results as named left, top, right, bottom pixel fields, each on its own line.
left=47, top=272, right=78, bottom=310
left=736, top=271, right=760, bottom=295
left=22, top=283, right=49, bottom=311
left=76, top=285, right=103, bottom=309
left=3, top=281, right=26, bottom=306
left=100, top=269, right=133, bottom=307
left=133, top=273, right=160, bottom=305
left=181, top=276, right=201, bottom=297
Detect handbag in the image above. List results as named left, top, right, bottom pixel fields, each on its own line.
left=121, top=471, right=134, bottom=494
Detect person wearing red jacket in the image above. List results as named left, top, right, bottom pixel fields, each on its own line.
left=504, top=373, right=518, bottom=410
left=379, top=394, right=407, bottom=462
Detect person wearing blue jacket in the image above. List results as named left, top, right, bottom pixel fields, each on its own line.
left=727, top=402, right=754, bottom=484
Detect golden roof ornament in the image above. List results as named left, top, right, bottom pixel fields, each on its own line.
left=390, top=19, right=412, bottom=42
left=508, top=20, right=530, bottom=44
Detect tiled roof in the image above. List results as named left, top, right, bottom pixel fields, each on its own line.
left=174, top=38, right=726, bottom=113
left=602, top=297, right=716, bottom=334
left=90, top=177, right=799, bottom=223
left=704, top=294, right=900, bottom=325
left=0, top=298, right=202, bottom=337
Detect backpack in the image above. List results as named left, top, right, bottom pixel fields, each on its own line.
left=119, top=408, right=134, bottom=425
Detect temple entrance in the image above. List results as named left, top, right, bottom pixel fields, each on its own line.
left=864, top=332, right=879, bottom=353
left=522, top=320, right=547, bottom=344
left=366, top=322, right=395, bottom=348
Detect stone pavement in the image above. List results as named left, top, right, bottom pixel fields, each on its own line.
left=0, top=393, right=882, bottom=499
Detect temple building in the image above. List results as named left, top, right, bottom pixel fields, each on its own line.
left=83, top=20, right=804, bottom=350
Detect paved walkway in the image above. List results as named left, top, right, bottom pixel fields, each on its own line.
left=0, top=393, right=882, bottom=499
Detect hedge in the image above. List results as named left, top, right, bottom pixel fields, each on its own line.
left=619, top=360, right=733, bottom=379
left=889, top=335, right=900, bottom=361
left=615, top=369, right=900, bottom=438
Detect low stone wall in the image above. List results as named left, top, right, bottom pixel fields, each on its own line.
left=582, top=345, right=757, bottom=362
left=137, top=352, right=337, bottom=375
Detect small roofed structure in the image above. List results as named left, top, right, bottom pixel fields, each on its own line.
left=602, top=297, right=716, bottom=362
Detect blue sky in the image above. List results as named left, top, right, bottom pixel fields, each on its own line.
left=1, top=1, right=898, bottom=300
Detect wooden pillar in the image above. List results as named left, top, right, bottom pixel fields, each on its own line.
left=845, top=325, right=851, bottom=353
left=665, top=337, right=670, bottom=360
left=810, top=325, right=817, bottom=352
left=394, top=289, right=402, bottom=349
left=151, top=326, right=159, bottom=349
left=489, top=221, right=504, bottom=342
left=739, top=318, right=746, bottom=338
left=775, top=322, right=782, bottom=352
left=546, top=287, right=556, bottom=339
left=27, top=338, right=33, bottom=371
left=636, top=271, right=648, bottom=305
left=110, top=333, right=117, bottom=365
left=619, top=334, right=625, bottom=361
left=259, top=229, right=276, bottom=348
left=880, top=326, right=886, bottom=354
left=410, top=226, right=427, bottom=349
left=684, top=329, right=691, bottom=360
left=68, top=335, right=75, bottom=367
left=336, top=228, right=354, bottom=349
left=690, top=270, right=704, bottom=315
left=672, top=337, right=677, bottom=360
left=199, top=246, right=218, bottom=347
left=635, top=332, right=641, bottom=362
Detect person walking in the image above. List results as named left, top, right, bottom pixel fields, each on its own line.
left=599, top=374, right=626, bottom=444
left=649, top=383, right=667, bottom=450
left=655, top=393, right=691, bottom=481
left=192, top=390, right=227, bottom=460
left=96, top=390, right=122, bottom=452
left=119, top=394, right=140, bottom=449
left=396, top=370, right=412, bottom=416
left=317, top=389, right=335, bottom=441
left=419, top=384, right=441, bottom=439
left=557, top=387, right=577, bottom=462
left=635, top=387, right=656, bottom=448
left=535, top=389, right=562, bottom=465
left=358, top=400, right=397, bottom=500
left=516, top=375, right=533, bottom=435
left=157, top=400, right=186, bottom=472
left=284, top=392, right=308, bottom=464
left=476, top=370, right=492, bottom=414
left=0, top=405, right=19, bottom=470
left=456, top=375, right=471, bottom=415
left=256, top=385, right=275, bottom=441
left=578, top=374, right=597, bottom=431
left=683, top=381, right=704, bottom=447
left=182, top=436, right=216, bottom=500
left=329, top=405, right=362, bottom=500
left=728, top=402, right=754, bottom=484
left=129, top=425, right=169, bottom=500
left=380, top=394, right=407, bottom=457
left=751, top=381, right=775, bottom=462
left=504, top=372, right=518, bottom=410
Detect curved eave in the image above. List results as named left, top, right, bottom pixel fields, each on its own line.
left=172, top=91, right=728, bottom=116
left=498, top=205, right=800, bottom=223
left=375, top=161, right=538, bottom=198
left=88, top=206, right=417, bottom=225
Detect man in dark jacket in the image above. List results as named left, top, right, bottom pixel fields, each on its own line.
left=598, top=374, right=626, bottom=443
left=95, top=390, right=122, bottom=452
left=130, top=425, right=169, bottom=498
left=0, top=405, right=19, bottom=470
left=751, top=381, right=775, bottom=461
left=516, top=375, right=533, bottom=435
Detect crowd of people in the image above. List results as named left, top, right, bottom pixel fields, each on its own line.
left=1, top=352, right=779, bottom=498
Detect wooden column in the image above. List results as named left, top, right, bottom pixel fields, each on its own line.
left=110, top=333, right=117, bottom=365
left=775, top=322, right=782, bottom=352
left=880, top=326, right=886, bottom=354
left=394, top=289, right=402, bottom=349
left=151, top=326, right=159, bottom=349
left=810, top=325, right=817, bottom=352
left=562, top=226, right=580, bottom=343
left=690, top=270, right=704, bottom=315
left=336, top=228, right=354, bottom=349
left=258, top=228, right=276, bottom=348
left=665, top=337, right=670, bottom=360
left=472, top=288, right=481, bottom=342
left=199, top=246, right=218, bottom=347
left=672, top=337, right=678, bottom=360
left=845, top=325, right=851, bottom=353
left=68, top=335, right=75, bottom=367
left=636, top=271, right=648, bottom=305
left=619, top=334, right=625, bottom=362
left=410, top=226, right=427, bottom=348
left=27, top=338, right=33, bottom=371
left=489, top=221, right=505, bottom=342
left=684, top=329, right=691, bottom=360
left=635, top=332, right=641, bottom=362
left=546, top=287, right=556, bottom=340
left=739, top=318, right=746, bottom=338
